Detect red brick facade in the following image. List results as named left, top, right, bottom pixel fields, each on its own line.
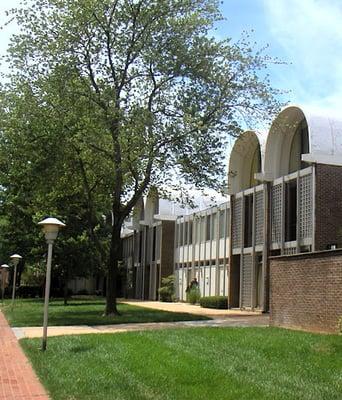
left=315, top=164, right=342, bottom=251
left=270, top=250, right=342, bottom=333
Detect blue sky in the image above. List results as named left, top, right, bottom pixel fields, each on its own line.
left=219, top=0, right=342, bottom=116
left=1, top=0, right=342, bottom=117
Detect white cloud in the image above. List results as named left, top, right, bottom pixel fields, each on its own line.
left=262, top=0, right=342, bottom=115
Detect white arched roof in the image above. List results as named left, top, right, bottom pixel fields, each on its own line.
left=264, top=105, right=342, bottom=179
left=144, top=189, right=159, bottom=225
left=228, top=130, right=265, bottom=194
left=131, top=197, right=144, bottom=230
left=157, top=189, right=227, bottom=217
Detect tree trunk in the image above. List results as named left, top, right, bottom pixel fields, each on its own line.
left=63, top=269, right=69, bottom=306
left=105, top=223, right=122, bottom=316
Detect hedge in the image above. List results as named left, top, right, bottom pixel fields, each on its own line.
left=199, top=295, right=228, bottom=309
left=17, top=285, right=43, bottom=298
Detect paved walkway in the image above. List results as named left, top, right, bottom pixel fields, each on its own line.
left=121, top=300, right=263, bottom=317
left=0, top=312, right=49, bottom=400
left=14, top=315, right=269, bottom=339
left=13, top=301, right=269, bottom=339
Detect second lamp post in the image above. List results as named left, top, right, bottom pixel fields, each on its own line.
left=38, top=217, right=65, bottom=351
left=10, top=254, right=22, bottom=306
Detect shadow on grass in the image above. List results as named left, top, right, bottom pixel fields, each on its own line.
left=3, top=299, right=210, bottom=327
left=49, top=301, right=105, bottom=308
left=70, top=345, right=93, bottom=354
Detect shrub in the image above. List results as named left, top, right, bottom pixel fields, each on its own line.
left=0, top=286, right=12, bottom=298
left=20, top=264, right=45, bottom=287
left=18, top=285, right=43, bottom=298
left=158, top=275, right=175, bottom=302
left=187, top=287, right=201, bottom=304
left=77, top=289, right=89, bottom=295
left=49, top=287, right=73, bottom=298
left=200, top=296, right=228, bottom=309
left=338, top=316, right=342, bottom=333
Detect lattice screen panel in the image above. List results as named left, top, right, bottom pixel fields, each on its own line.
left=299, top=174, right=313, bottom=239
left=232, top=198, right=243, bottom=248
left=255, top=190, right=264, bottom=245
left=284, top=247, right=297, bottom=255
left=241, top=254, right=253, bottom=308
left=271, top=184, right=282, bottom=244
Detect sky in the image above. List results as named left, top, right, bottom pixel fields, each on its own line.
left=219, top=0, right=342, bottom=117
left=0, top=0, right=341, bottom=117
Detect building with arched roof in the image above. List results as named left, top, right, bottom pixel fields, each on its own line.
left=263, top=105, right=342, bottom=179
left=228, top=130, right=266, bottom=194
left=225, top=105, right=342, bottom=310
left=123, top=105, right=342, bottom=313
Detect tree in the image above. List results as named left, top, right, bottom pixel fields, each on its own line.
left=3, top=0, right=282, bottom=315
left=0, top=81, right=110, bottom=297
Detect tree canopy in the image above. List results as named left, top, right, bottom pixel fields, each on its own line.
left=0, top=0, right=283, bottom=314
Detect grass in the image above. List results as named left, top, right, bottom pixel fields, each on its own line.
left=1, top=298, right=209, bottom=327
left=21, top=327, right=342, bottom=400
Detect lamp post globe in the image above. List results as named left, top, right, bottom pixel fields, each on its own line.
left=38, top=217, right=65, bottom=351
left=10, top=254, right=22, bottom=306
left=10, top=254, right=22, bottom=262
left=38, top=217, right=66, bottom=242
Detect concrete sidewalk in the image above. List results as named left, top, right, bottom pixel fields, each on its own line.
left=0, top=312, right=49, bottom=400
left=14, top=316, right=269, bottom=339
left=121, top=300, right=263, bottom=318
left=13, top=301, right=269, bottom=339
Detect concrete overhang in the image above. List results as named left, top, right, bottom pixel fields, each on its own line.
left=153, top=214, right=178, bottom=221
left=302, top=153, right=342, bottom=167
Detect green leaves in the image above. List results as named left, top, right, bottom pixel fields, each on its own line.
left=1, top=0, right=283, bottom=307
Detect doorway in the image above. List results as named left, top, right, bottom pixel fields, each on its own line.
left=229, top=255, right=240, bottom=308
left=255, top=256, right=263, bottom=309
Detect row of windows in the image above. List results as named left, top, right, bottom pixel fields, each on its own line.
left=176, top=258, right=229, bottom=268
left=176, top=210, right=230, bottom=247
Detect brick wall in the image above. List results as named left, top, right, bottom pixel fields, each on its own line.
left=315, top=164, right=342, bottom=251
left=270, top=250, right=342, bottom=333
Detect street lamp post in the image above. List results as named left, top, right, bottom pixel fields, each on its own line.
left=38, top=217, right=65, bottom=351
left=0, top=264, right=10, bottom=303
left=10, top=254, right=22, bottom=306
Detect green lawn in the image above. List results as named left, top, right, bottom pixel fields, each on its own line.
left=1, top=298, right=209, bottom=327
left=21, top=327, right=342, bottom=400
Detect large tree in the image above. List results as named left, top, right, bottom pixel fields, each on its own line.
left=2, top=0, right=282, bottom=315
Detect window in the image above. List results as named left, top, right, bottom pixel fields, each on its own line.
left=184, top=222, right=188, bottom=245
left=189, top=221, right=193, bottom=244
left=179, top=223, right=183, bottom=246
left=195, top=218, right=201, bottom=243
left=206, top=215, right=211, bottom=241
left=226, top=210, right=230, bottom=238
left=219, top=210, right=225, bottom=238
left=244, top=194, right=253, bottom=247
left=285, top=180, right=297, bottom=241
left=201, top=216, right=206, bottom=242
left=152, top=226, right=156, bottom=261
left=139, top=232, right=142, bottom=262
left=211, top=213, right=217, bottom=240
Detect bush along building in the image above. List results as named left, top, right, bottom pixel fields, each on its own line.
left=122, top=105, right=342, bottom=332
